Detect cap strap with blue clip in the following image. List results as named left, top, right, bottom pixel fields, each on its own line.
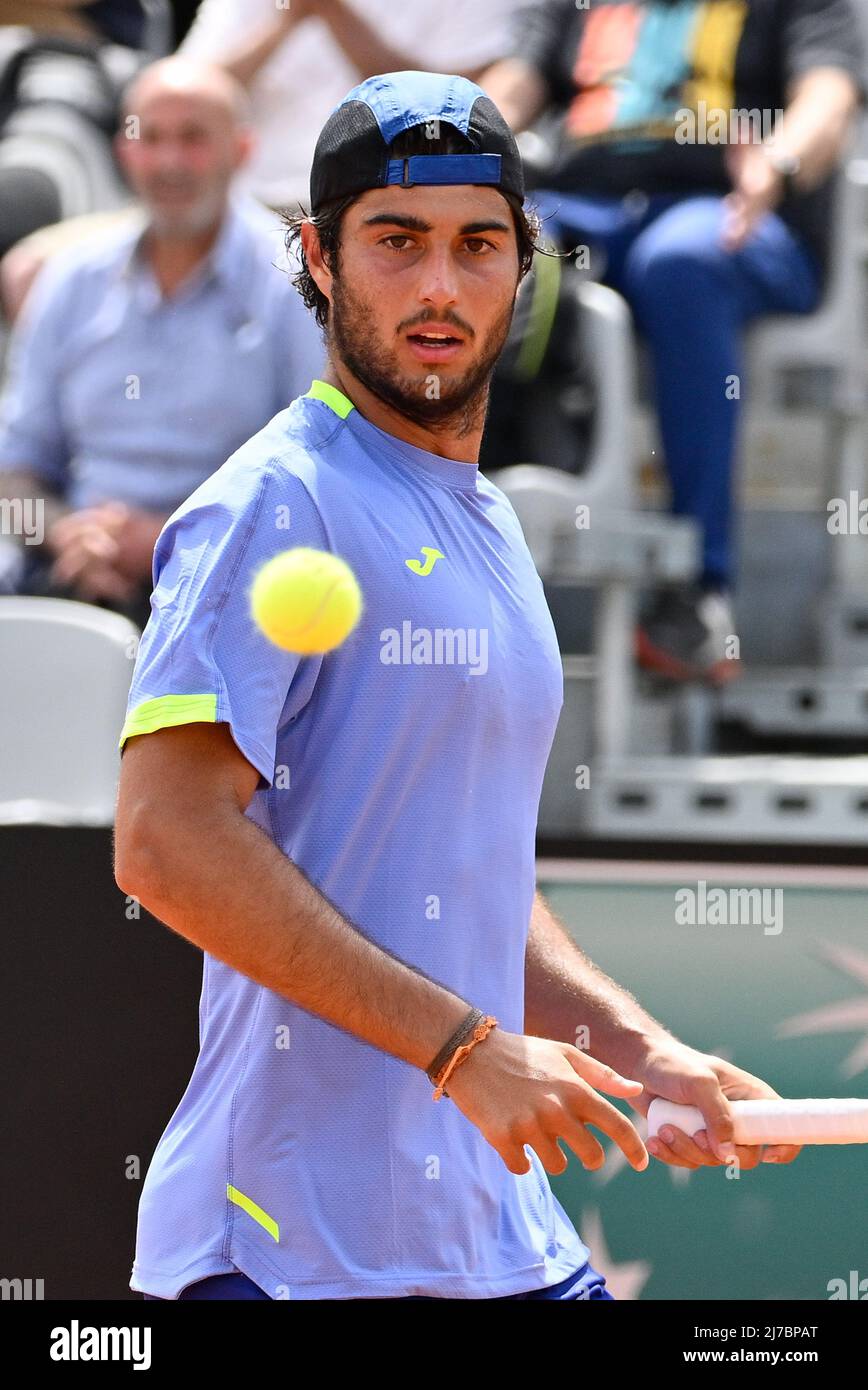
left=385, top=154, right=503, bottom=188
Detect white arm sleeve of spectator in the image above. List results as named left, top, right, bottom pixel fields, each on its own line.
left=419, top=0, right=533, bottom=71
left=179, top=0, right=268, bottom=61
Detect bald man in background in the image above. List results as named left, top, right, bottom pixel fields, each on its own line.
left=0, top=57, right=323, bottom=626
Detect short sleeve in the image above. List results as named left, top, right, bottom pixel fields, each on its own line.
left=782, top=0, right=867, bottom=99
left=118, top=457, right=330, bottom=789
left=0, top=255, right=74, bottom=487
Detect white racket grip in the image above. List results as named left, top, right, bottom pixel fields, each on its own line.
left=647, top=1097, right=868, bottom=1145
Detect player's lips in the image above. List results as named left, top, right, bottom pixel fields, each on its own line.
left=405, top=324, right=467, bottom=363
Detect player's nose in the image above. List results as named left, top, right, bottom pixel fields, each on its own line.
left=415, top=245, right=461, bottom=306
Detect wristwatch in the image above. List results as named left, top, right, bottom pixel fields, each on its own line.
left=763, top=145, right=802, bottom=196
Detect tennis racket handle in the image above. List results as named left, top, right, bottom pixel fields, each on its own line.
left=647, top=1097, right=868, bottom=1145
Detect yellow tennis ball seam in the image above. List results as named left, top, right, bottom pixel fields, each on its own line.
left=250, top=548, right=362, bottom=654
left=268, top=574, right=356, bottom=646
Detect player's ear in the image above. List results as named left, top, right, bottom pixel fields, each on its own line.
left=303, top=222, right=333, bottom=300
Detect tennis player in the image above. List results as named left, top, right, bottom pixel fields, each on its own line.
left=114, top=71, right=800, bottom=1302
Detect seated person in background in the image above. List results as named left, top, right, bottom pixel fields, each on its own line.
left=1, top=0, right=526, bottom=317
left=0, top=2, right=149, bottom=256
left=180, top=0, right=528, bottom=213
left=0, top=56, right=324, bottom=629
left=483, top=0, right=865, bottom=683
left=1, top=207, right=141, bottom=323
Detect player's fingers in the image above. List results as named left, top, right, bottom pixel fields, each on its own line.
left=694, top=1127, right=755, bottom=1167
left=528, top=1133, right=570, bottom=1176
left=762, top=1144, right=802, bottom=1165
left=551, top=1116, right=606, bottom=1172
left=655, top=1124, right=718, bottom=1167
left=646, top=1137, right=697, bottom=1169
left=566, top=1087, right=648, bottom=1171
left=684, top=1078, right=738, bottom=1162
left=492, top=1137, right=533, bottom=1177
left=562, top=1047, right=644, bottom=1099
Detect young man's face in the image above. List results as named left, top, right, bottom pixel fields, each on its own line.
left=313, top=184, right=522, bottom=428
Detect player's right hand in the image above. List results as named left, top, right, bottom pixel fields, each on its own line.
left=443, top=1029, right=649, bottom=1176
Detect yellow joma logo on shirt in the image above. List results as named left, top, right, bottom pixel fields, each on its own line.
left=405, top=546, right=444, bottom=576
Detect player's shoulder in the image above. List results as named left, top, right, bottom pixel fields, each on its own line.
left=476, top=468, right=526, bottom=526
left=221, top=392, right=343, bottom=501
left=473, top=468, right=545, bottom=563
left=155, top=396, right=335, bottom=548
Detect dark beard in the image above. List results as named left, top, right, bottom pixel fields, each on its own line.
left=327, top=271, right=517, bottom=440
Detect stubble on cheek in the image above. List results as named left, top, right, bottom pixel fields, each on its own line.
left=328, top=269, right=517, bottom=434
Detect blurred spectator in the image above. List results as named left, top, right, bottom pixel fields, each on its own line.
left=0, top=3, right=145, bottom=46
left=169, top=1, right=201, bottom=47
left=0, top=207, right=141, bottom=323
left=0, top=4, right=144, bottom=46
left=0, top=2, right=152, bottom=258
left=483, top=0, right=865, bottom=682
left=179, top=0, right=527, bottom=212
left=0, top=56, right=324, bottom=628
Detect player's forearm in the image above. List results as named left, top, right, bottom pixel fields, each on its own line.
left=524, top=889, right=675, bottom=1076
left=776, top=68, right=862, bottom=189
left=476, top=58, right=549, bottom=133
left=117, top=807, right=471, bottom=1074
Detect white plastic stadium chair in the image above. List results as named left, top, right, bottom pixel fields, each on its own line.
left=487, top=274, right=637, bottom=573
left=0, top=596, right=139, bottom=826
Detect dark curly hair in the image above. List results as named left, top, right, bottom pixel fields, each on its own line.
left=282, top=121, right=557, bottom=331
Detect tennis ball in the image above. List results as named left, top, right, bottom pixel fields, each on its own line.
left=250, top=547, right=362, bottom=654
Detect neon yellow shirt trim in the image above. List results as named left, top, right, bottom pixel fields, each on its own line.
left=305, top=378, right=355, bottom=419
left=118, top=693, right=218, bottom=751
left=226, top=1184, right=280, bottom=1243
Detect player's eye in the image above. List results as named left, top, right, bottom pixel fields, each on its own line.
left=381, top=235, right=414, bottom=251
left=464, top=238, right=495, bottom=254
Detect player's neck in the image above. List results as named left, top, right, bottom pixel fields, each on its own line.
left=320, top=362, right=486, bottom=466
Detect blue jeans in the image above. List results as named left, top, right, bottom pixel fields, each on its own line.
left=531, top=188, right=822, bottom=588
left=142, top=1258, right=614, bottom=1300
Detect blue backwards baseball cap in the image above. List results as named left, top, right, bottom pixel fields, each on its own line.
left=309, top=70, right=526, bottom=215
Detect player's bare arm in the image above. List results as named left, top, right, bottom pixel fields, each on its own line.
left=114, top=721, right=649, bottom=1179
left=523, top=889, right=803, bottom=1170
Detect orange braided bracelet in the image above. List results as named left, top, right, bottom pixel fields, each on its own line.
left=432, top=1015, right=498, bottom=1100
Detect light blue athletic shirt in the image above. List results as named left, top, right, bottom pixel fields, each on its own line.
left=119, top=378, right=589, bottom=1299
